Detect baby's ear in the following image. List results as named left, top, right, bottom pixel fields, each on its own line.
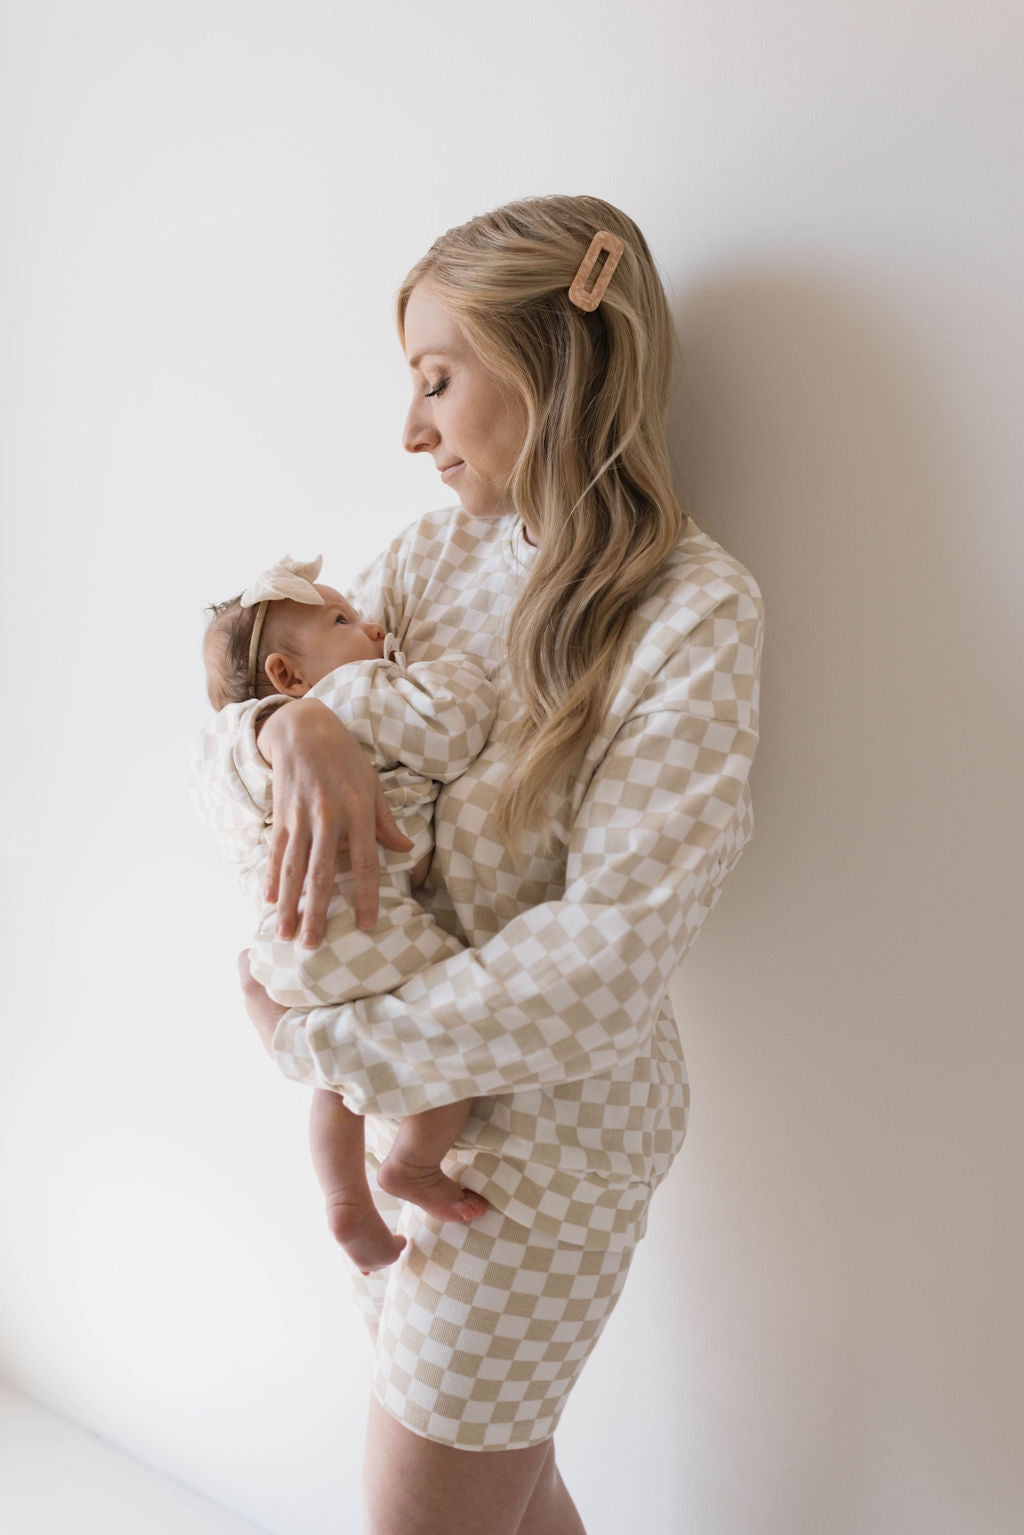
left=264, top=653, right=306, bottom=697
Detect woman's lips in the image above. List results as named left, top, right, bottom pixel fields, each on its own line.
left=440, top=461, right=465, bottom=483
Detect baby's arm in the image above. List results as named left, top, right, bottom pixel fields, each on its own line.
left=190, top=696, right=290, bottom=901
left=306, top=653, right=497, bottom=782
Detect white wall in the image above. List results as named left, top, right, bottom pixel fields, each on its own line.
left=2, top=3, right=1021, bottom=1532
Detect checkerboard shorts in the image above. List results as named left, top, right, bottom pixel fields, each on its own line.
left=347, top=1173, right=637, bottom=1452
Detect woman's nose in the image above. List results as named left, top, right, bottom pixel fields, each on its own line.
left=403, top=399, right=439, bottom=455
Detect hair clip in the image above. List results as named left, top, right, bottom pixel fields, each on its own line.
left=568, top=230, right=625, bottom=312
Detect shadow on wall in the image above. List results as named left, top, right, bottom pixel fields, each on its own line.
left=664, top=270, right=1016, bottom=938
left=648, top=273, right=1023, bottom=1532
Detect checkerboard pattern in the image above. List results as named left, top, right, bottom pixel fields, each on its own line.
left=194, top=506, right=763, bottom=1447
left=192, top=653, right=497, bottom=1008
left=350, top=1187, right=636, bottom=1451
left=250, top=875, right=464, bottom=1007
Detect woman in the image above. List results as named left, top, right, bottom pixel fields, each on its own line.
left=213, top=194, right=763, bottom=1534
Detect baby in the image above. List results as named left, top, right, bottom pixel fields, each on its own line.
left=195, top=555, right=495, bottom=1272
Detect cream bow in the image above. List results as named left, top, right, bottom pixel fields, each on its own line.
left=240, top=554, right=325, bottom=608
left=241, top=555, right=324, bottom=695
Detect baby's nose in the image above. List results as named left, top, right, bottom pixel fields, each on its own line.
left=364, top=621, right=385, bottom=641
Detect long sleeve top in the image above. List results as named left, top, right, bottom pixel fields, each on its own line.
left=191, top=653, right=496, bottom=1007
left=194, top=507, right=764, bottom=1249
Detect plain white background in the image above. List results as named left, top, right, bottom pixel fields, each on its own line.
left=1, top=3, right=1022, bottom=1532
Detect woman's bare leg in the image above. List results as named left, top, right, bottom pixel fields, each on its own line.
left=307, top=1090, right=405, bottom=1272
left=513, top=1440, right=587, bottom=1535
left=377, top=1099, right=488, bottom=1222
left=362, top=1395, right=585, bottom=1535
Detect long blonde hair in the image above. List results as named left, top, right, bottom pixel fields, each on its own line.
left=398, top=195, right=687, bottom=843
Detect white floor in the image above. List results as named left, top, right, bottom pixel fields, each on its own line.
left=0, top=1381, right=270, bottom=1535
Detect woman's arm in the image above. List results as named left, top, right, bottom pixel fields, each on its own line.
left=192, top=651, right=495, bottom=941
left=192, top=695, right=412, bottom=942
left=268, top=586, right=763, bottom=1114
left=261, top=646, right=497, bottom=937
left=256, top=699, right=412, bottom=940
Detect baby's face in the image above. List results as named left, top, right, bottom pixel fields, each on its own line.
left=267, top=584, right=387, bottom=689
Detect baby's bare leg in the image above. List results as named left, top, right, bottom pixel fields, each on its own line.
left=377, top=1100, right=488, bottom=1223
left=308, top=1089, right=407, bottom=1273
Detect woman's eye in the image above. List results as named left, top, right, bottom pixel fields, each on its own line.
left=425, top=378, right=449, bottom=398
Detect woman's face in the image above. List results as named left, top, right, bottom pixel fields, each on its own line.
left=402, top=283, right=527, bottom=520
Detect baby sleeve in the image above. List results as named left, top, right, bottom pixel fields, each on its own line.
left=306, top=655, right=496, bottom=781
left=189, top=696, right=289, bottom=888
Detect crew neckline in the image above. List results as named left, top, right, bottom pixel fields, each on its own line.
left=502, top=514, right=538, bottom=572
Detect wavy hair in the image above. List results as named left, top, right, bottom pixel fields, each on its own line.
left=398, top=195, right=687, bottom=843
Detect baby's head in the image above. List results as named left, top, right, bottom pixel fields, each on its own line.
left=204, top=556, right=386, bottom=709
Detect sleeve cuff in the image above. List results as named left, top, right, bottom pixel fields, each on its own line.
left=234, top=697, right=290, bottom=806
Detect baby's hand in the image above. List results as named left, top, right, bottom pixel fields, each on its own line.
left=409, top=850, right=433, bottom=889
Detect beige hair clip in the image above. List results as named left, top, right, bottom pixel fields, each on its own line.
left=568, top=230, right=625, bottom=312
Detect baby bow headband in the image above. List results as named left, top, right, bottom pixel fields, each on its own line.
left=240, top=554, right=325, bottom=695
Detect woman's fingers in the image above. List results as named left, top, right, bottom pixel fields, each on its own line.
left=256, top=696, right=416, bottom=946
left=346, top=809, right=386, bottom=936
left=271, top=822, right=313, bottom=942
left=298, top=824, right=349, bottom=948
left=296, top=785, right=413, bottom=945
left=264, top=827, right=282, bottom=905
left=346, top=787, right=417, bottom=937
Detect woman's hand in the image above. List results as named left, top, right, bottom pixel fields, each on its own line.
left=237, top=950, right=286, bottom=1058
left=258, top=698, right=413, bottom=947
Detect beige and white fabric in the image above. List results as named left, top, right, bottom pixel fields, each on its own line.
left=350, top=1185, right=637, bottom=1451
left=192, top=653, right=497, bottom=1007
left=196, top=508, right=763, bottom=1249
left=193, top=506, right=763, bottom=1449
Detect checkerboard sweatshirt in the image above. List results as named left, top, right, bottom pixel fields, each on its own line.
left=193, top=507, right=763, bottom=1250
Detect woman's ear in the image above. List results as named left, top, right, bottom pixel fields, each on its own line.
left=264, top=652, right=307, bottom=697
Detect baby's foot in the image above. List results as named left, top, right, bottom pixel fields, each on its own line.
left=323, top=1194, right=407, bottom=1274
left=377, top=1153, right=489, bottom=1224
